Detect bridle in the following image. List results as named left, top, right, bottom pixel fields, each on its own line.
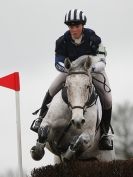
left=64, top=71, right=93, bottom=112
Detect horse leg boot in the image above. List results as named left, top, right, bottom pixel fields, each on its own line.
left=31, top=90, right=53, bottom=132
left=63, top=135, right=89, bottom=160
left=30, top=125, right=50, bottom=161
left=99, top=107, right=113, bottom=150
left=62, top=136, right=79, bottom=161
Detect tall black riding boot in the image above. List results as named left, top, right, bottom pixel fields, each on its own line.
left=99, top=107, right=113, bottom=150
left=39, top=90, right=53, bottom=118
left=31, top=90, right=53, bottom=133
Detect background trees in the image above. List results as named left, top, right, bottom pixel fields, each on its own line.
left=112, top=102, right=133, bottom=159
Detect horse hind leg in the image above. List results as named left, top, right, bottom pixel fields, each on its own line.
left=30, top=125, right=50, bottom=161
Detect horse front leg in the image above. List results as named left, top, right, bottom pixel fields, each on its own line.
left=62, top=133, right=91, bottom=161
left=30, top=125, right=50, bottom=161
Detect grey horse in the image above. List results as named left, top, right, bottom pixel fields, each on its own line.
left=30, top=56, right=115, bottom=163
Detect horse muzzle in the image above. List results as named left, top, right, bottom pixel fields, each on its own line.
left=71, top=117, right=85, bottom=129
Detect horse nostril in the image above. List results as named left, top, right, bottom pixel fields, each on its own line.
left=81, top=119, right=85, bottom=124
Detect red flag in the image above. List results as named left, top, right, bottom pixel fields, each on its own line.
left=0, top=72, right=20, bottom=91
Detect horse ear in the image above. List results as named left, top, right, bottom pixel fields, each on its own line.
left=64, top=58, right=71, bottom=70
left=84, top=57, right=92, bottom=70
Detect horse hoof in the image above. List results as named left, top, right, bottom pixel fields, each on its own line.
left=30, top=146, right=45, bottom=161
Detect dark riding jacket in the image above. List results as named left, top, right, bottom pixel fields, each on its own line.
left=55, top=28, right=103, bottom=72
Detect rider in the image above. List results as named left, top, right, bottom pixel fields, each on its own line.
left=32, top=9, right=113, bottom=150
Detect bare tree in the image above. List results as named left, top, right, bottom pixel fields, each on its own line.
left=112, top=102, right=133, bottom=159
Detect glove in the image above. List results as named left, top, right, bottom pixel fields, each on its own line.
left=91, top=61, right=106, bottom=73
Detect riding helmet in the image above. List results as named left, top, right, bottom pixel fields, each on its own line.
left=64, top=9, right=87, bottom=26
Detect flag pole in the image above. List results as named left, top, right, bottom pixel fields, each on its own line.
left=0, top=72, right=23, bottom=177
left=15, top=91, right=23, bottom=177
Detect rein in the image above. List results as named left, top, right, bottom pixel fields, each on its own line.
left=92, top=71, right=111, bottom=93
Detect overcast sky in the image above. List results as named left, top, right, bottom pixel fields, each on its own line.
left=0, top=0, right=133, bottom=175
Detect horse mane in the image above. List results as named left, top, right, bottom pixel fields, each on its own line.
left=70, top=55, right=91, bottom=72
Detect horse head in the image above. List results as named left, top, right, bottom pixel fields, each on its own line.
left=64, top=56, right=93, bottom=129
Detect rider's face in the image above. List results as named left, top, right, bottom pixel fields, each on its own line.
left=68, top=24, right=83, bottom=39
